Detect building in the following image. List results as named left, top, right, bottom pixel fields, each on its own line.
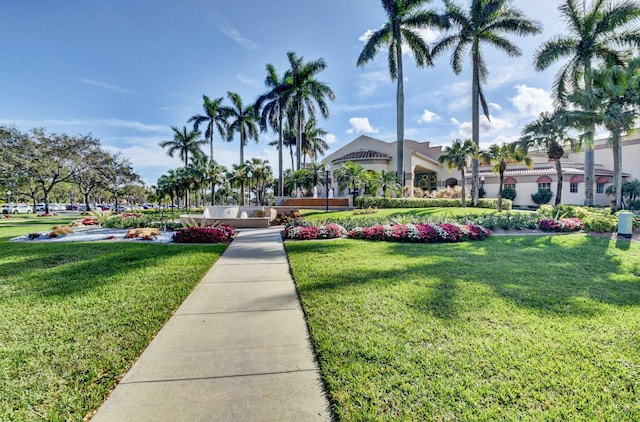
left=322, top=134, right=640, bottom=208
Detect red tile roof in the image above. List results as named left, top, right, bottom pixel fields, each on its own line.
left=332, top=150, right=391, bottom=163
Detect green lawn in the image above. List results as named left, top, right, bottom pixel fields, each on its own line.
left=0, top=217, right=225, bottom=421
left=286, top=234, right=640, bottom=421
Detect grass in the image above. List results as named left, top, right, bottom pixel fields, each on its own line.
left=286, top=234, right=640, bottom=421
left=0, top=216, right=226, bottom=421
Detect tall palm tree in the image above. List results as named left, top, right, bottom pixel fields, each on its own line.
left=568, top=58, right=640, bottom=210
left=246, top=157, right=274, bottom=205
left=438, top=138, right=477, bottom=207
left=520, top=111, right=575, bottom=206
left=188, top=95, right=228, bottom=162
left=158, top=126, right=206, bottom=167
left=206, top=160, right=227, bottom=206
left=228, top=163, right=249, bottom=206
left=480, top=143, right=532, bottom=212
left=223, top=91, right=259, bottom=165
left=432, top=0, right=541, bottom=206
left=285, top=51, right=335, bottom=171
left=534, top=0, right=640, bottom=206
left=358, top=0, right=447, bottom=184
left=255, top=64, right=291, bottom=197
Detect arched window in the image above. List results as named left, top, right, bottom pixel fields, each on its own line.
left=537, top=176, right=552, bottom=192
left=569, top=175, right=583, bottom=193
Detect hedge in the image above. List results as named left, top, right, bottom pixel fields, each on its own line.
left=354, top=196, right=511, bottom=210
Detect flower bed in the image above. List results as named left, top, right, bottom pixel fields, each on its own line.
left=284, top=222, right=490, bottom=243
left=537, top=217, right=584, bottom=232
left=171, top=225, right=236, bottom=243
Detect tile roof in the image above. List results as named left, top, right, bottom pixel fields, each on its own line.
left=332, top=150, right=391, bottom=163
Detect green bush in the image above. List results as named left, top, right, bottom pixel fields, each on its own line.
left=501, top=186, right=517, bottom=201
left=531, top=190, right=553, bottom=205
left=355, top=196, right=510, bottom=210
left=629, top=199, right=640, bottom=210
left=583, top=214, right=618, bottom=232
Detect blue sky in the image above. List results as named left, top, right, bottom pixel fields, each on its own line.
left=1, top=0, right=568, bottom=185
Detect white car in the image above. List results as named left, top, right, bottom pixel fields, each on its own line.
left=9, top=204, right=33, bottom=214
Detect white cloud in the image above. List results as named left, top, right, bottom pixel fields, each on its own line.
left=418, top=109, right=439, bottom=124
left=347, top=117, right=378, bottom=134
left=489, top=102, right=502, bottom=110
left=325, top=133, right=337, bottom=144
left=510, top=85, right=554, bottom=117
left=451, top=115, right=515, bottom=139
left=79, top=79, right=135, bottom=94
left=236, top=74, right=257, bottom=85
left=219, top=27, right=258, bottom=50
left=356, top=70, right=390, bottom=97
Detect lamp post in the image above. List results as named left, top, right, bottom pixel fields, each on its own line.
left=6, top=190, right=11, bottom=205
left=479, top=176, right=485, bottom=199
left=325, top=165, right=331, bottom=212
left=247, top=171, right=252, bottom=206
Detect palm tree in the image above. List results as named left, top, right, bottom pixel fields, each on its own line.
left=158, top=126, right=206, bottom=167
left=520, top=111, right=575, bottom=206
left=534, top=0, right=640, bottom=206
left=188, top=95, right=228, bottom=162
left=567, top=58, right=640, bottom=210
left=334, top=161, right=366, bottom=203
left=378, top=170, right=399, bottom=197
left=438, top=138, right=477, bottom=207
left=223, top=91, right=259, bottom=165
left=432, top=0, right=541, bottom=206
left=206, top=160, right=227, bottom=206
left=228, top=163, right=249, bottom=206
left=255, top=63, right=291, bottom=197
left=480, top=143, right=532, bottom=212
left=246, top=157, right=274, bottom=205
left=285, top=51, right=335, bottom=171
left=358, top=0, right=447, bottom=184
left=301, top=118, right=329, bottom=165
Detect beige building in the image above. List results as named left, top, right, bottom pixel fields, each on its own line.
left=323, top=134, right=640, bottom=208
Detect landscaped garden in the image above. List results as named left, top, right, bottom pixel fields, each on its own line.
left=0, top=216, right=226, bottom=421
left=286, top=233, right=640, bottom=420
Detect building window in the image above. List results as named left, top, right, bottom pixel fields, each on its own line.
left=538, top=183, right=551, bottom=192
left=596, top=183, right=605, bottom=194
left=570, top=182, right=578, bottom=193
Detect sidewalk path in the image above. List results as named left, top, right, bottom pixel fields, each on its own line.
left=92, top=227, right=332, bottom=421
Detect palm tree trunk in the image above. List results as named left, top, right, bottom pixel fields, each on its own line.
left=460, top=169, right=466, bottom=208
left=278, top=109, right=284, bottom=197
left=296, top=106, right=302, bottom=171
left=498, top=171, right=504, bottom=213
left=554, top=158, right=563, bottom=206
left=613, top=137, right=622, bottom=210
left=583, top=61, right=595, bottom=207
left=395, top=39, right=405, bottom=186
left=471, top=50, right=480, bottom=207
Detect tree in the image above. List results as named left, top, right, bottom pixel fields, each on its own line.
left=432, top=0, right=541, bottom=206
left=228, top=163, right=250, bottom=206
left=285, top=51, right=335, bottom=171
left=333, top=161, right=366, bottom=203
left=534, top=0, right=640, bottom=206
left=438, top=138, right=477, bottom=207
left=159, top=126, right=206, bottom=167
left=520, top=111, right=575, bottom=206
left=301, top=118, right=329, bottom=165
left=358, top=0, right=447, bottom=184
left=378, top=170, right=400, bottom=197
left=102, top=153, right=142, bottom=212
left=223, top=91, right=259, bottom=165
left=480, top=143, right=532, bottom=212
left=567, top=58, right=640, bottom=210
left=255, top=63, right=291, bottom=196
left=72, top=144, right=114, bottom=211
left=188, top=95, right=228, bottom=162
left=246, top=158, right=274, bottom=205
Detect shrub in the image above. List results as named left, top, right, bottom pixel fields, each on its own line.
left=273, top=210, right=302, bottom=226
left=531, top=190, right=553, bottom=205
left=171, top=225, right=235, bottom=243
left=345, top=222, right=490, bottom=243
left=537, top=218, right=584, bottom=232
left=501, top=186, right=517, bottom=201
left=284, top=223, right=347, bottom=240
left=629, top=199, right=640, bottom=210
left=583, top=214, right=617, bottom=232
left=355, top=196, right=509, bottom=210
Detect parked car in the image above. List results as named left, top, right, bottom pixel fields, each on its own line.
left=8, top=204, right=33, bottom=214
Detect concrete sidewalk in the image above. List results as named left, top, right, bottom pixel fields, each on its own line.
left=92, top=227, right=332, bottom=421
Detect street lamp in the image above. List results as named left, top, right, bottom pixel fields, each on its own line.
left=6, top=190, right=11, bottom=205
left=325, top=164, right=331, bottom=213
left=479, top=176, right=485, bottom=199
left=247, top=171, right=252, bottom=206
